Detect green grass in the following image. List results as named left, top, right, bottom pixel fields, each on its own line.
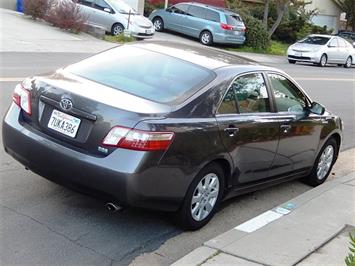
left=103, top=34, right=135, bottom=43
left=227, top=41, right=290, bottom=56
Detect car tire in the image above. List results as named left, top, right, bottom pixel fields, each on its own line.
left=176, top=163, right=225, bottom=230
left=288, top=59, right=296, bottom=64
left=153, top=17, right=164, bottom=32
left=319, top=54, right=327, bottom=67
left=344, top=56, right=352, bottom=68
left=303, top=138, right=338, bottom=187
left=111, top=23, right=124, bottom=36
left=199, top=31, right=213, bottom=46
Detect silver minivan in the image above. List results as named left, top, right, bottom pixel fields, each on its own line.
left=77, top=0, right=155, bottom=38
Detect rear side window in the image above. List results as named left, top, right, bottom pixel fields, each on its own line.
left=204, top=9, right=220, bottom=22
left=187, top=6, right=205, bottom=19
left=79, top=0, right=94, bottom=6
left=66, top=46, right=214, bottom=104
left=218, top=73, right=270, bottom=114
left=226, top=14, right=242, bottom=26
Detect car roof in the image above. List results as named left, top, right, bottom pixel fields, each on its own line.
left=129, top=41, right=256, bottom=70
left=181, top=2, right=237, bottom=14
left=308, top=34, right=334, bottom=38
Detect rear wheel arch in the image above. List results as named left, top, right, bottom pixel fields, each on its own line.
left=211, top=158, right=232, bottom=190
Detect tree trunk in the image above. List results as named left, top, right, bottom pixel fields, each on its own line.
left=268, top=0, right=289, bottom=38
left=263, top=0, right=269, bottom=29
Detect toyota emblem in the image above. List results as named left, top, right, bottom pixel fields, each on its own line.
left=60, top=98, right=73, bottom=111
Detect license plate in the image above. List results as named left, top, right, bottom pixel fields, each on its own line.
left=48, top=109, right=81, bottom=138
left=295, top=51, right=302, bottom=57
left=145, top=29, right=151, bottom=34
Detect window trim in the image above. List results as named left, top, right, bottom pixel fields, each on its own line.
left=216, top=71, right=274, bottom=116
left=265, top=71, right=312, bottom=114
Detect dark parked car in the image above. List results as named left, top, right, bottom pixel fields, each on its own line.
left=2, top=42, right=342, bottom=230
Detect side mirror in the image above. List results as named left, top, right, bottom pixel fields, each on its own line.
left=309, top=102, right=325, bottom=115
left=103, top=7, right=111, bottom=13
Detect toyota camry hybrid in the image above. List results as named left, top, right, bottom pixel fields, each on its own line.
left=2, top=42, right=342, bottom=230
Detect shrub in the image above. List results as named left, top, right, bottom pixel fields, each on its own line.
left=241, top=14, right=270, bottom=50
left=46, top=0, right=87, bottom=33
left=144, top=2, right=164, bottom=17
left=23, top=0, right=51, bottom=19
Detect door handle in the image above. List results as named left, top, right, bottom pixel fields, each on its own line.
left=280, top=124, right=291, bottom=133
left=224, top=127, right=239, bottom=136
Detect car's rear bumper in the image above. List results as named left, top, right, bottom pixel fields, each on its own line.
left=214, top=33, right=245, bottom=45
left=2, top=104, right=185, bottom=212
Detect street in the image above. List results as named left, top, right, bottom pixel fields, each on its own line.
left=0, top=44, right=354, bottom=265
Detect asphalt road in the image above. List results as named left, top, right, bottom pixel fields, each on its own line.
left=0, top=51, right=354, bottom=266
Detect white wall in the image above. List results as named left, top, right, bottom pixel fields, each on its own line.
left=305, top=0, right=341, bottom=32
left=0, top=0, right=16, bottom=10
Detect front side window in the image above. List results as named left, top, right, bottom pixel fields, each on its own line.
left=170, top=4, right=189, bottom=14
left=79, top=0, right=94, bottom=7
left=94, top=0, right=110, bottom=11
left=268, top=73, right=306, bottom=113
left=233, top=73, right=270, bottom=113
left=328, top=38, right=338, bottom=47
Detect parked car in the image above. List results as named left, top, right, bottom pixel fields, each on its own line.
left=287, top=34, right=354, bottom=67
left=337, top=31, right=355, bottom=44
left=149, top=2, right=246, bottom=45
left=3, top=42, right=342, bottom=230
left=76, top=0, right=155, bottom=38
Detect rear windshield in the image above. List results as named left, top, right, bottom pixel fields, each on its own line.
left=226, top=14, right=243, bottom=26
left=66, top=46, right=214, bottom=104
left=299, top=36, right=330, bottom=45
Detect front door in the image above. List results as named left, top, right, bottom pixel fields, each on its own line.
left=216, top=72, right=279, bottom=184
left=266, top=73, right=323, bottom=177
left=165, top=4, right=190, bottom=33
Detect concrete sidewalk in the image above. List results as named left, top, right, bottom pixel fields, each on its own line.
left=173, top=171, right=355, bottom=266
left=0, top=8, right=116, bottom=53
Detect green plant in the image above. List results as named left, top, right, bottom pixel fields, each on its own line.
left=104, top=34, right=135, bottom=43
left=345, top=231, right=355, bottom=266
left=144, top=2, right=164, bottom=17
left=240, top=13, right=270, bottom=50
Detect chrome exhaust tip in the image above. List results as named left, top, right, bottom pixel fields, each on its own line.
left=105, top=202, right=122, bottom=212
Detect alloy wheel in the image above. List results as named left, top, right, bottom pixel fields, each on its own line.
left=345, top=57, right=352, bottom=68
left=153, top=19, right=162, bottom=31
left=316, top=145, right=334, bottom=180
left=113, top=24, right=123, bottom=36
left=190, top=173, right=219, bottom=221
left=200, top=32, right=211, bottom=45
left=320, top=55, right=327, bottom=67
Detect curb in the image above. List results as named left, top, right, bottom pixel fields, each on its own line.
left=172, top=171, right=355, bottom=266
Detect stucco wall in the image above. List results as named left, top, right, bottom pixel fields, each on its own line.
left=0, top=0, right=16, bottom=10
left=305, top=0, right=341, bottom=32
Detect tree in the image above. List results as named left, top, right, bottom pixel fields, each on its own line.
left=334, top=0, right=355, bottom=31
left=263, top=0, right=270, bottom=28
left=268, top=0, right=290, bottom=37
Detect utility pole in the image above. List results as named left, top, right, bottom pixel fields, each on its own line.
left=164, top=0, right=168, bottom=9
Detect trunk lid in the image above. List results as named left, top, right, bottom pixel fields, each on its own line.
left=24, top=70, right=170, bottom=157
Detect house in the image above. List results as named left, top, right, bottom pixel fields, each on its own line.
left=304, top=0, right=343, bottom=32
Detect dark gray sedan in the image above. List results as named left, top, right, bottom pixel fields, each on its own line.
left=2, top=42, right=342, bottom=230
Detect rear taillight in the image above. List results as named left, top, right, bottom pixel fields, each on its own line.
left=221, top=23, right=233, bottom=30
left=13, top=83, right=32, bottom=115
left=102, top=126, right=174, bottom=151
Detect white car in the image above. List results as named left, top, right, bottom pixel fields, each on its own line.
left=76, top=0, right=155, bottom=38
left=287, top=34, right=354, bottom=68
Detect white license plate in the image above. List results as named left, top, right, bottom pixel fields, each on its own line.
left=145, top=29, right=152, bottom=34
left=295, top=51, right=302, bottom=57
left=48, top=109, right=81, bottom=138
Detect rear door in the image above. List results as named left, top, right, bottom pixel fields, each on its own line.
left=216, top=72, right=280, bottom=184
left=266, top=73, right=323, bottom=177
left=337, top=38, right=350, bottom=62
